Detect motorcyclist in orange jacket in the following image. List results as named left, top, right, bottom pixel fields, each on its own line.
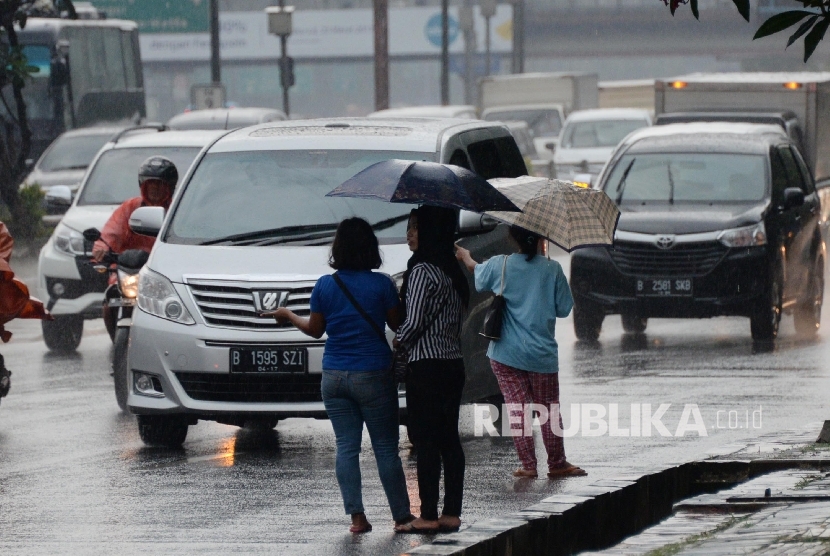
left=92, top=156, right=178, bottom=263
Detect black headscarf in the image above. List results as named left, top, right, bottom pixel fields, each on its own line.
left=400, top=205, right=470, bottom=309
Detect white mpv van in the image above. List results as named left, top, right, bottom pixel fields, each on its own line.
left=126, top=118, right=529, bottom=446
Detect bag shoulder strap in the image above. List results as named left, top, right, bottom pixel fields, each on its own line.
left=499, top=254, right=509, bottom=296
left=332, top=272, right=390, bottom=347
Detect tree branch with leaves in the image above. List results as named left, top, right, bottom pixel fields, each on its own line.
left=0, top=0, right=76, bottom=231
left=663, top=0, right=829, bottom=62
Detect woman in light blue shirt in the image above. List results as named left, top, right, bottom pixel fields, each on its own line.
left=456, top=225, right=587, bottom=479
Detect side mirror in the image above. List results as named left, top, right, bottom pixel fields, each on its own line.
left=82, top=227, right=101, bottom=243
left=129, top=206, right=165, bottom=237
left=783, top=187, right=805, bottom=210
left=572, top=173, right=595, bottom=189
left=545, top=142, right=556, bottom=153
left=45, top=185, right=73, bottom=206
left=24, top=159, right=34, bottom=171
left=458, top=210, right=498, bottom=235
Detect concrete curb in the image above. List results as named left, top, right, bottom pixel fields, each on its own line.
left=403, top=445, right=830, bottom=555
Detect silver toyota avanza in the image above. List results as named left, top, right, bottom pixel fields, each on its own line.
left=126, top=118, right=529, bottom=446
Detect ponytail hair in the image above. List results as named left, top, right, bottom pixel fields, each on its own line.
left=509, top=225, right=541, bottom=262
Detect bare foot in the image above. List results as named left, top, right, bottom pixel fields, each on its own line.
left=350, top=512, right=372, bottom=534
left=438, top=514, right=461, bottom=531
left=513, top=466, right=538, bottom=478
left=547, top=462, right=587, bottom=478
left=394, top=516, right=439, bottom=533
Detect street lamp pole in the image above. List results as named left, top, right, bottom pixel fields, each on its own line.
left=210, top=0, right=221, bottom=84
left=440, top=0, right=449, bottom=105
left=480, top=0, right=497, bottom=77
left=511, top=0, right=525, bottom=74
left=373, top=0, right=389, bottom=111
left=279, top=0, right=289, bottom=116
left=459, top=2, right=475, bottom=106
left=266, top=3, right=295, bottom=116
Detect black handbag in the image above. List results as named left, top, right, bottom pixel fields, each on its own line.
left=332, top=273, right=408, bottom=382
left=480, top=255, right=508, bottom=340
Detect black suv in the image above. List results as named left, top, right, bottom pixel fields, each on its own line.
left=571, top=122, right=825, bottom=341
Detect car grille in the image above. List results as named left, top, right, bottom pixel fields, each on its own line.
left=609, top=241, right=728, bottom=277
left=186, top=279, right=315, bottom=330
left=174, top=372, right=322, bottom=403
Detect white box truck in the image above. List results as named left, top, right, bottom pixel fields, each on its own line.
left=654, top=72, right=830, bottom=183
left=598, top=79, right=655, bottom=112
left=654, top=72, right=830, bottom=247
left=479, top=72, right=599, bottom=158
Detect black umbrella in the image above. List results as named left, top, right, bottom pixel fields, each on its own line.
left=325, top=159, right=521, bottom=212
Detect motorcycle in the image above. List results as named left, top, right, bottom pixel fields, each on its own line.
left=81, top=228, right=148, bottom=411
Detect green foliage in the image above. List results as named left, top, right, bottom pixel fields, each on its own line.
left=0, top=184, right=46, bottom=243
left=667, top=0, right=830, bottom=62
left=754, top=11, right=821, bottom=40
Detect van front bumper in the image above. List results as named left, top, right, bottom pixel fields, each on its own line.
left=570, top=244, right=770, bottom=318
left=127, top=309, right=405, bottom=421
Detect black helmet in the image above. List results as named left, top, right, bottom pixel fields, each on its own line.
left=138, top=156, right=178, bottom=188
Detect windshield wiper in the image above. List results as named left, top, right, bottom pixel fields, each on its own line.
left=614, top=158, right=636, bottom=205
left=372, top=214, right=410, bottom=232
left=50, top=165, right=88, bottom=171
left=199, top=223, right=340, bottom=246
left=256, top=214, right=411, bottom=246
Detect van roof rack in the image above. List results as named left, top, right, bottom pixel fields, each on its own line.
left=111, top=124, right=168, bottom=144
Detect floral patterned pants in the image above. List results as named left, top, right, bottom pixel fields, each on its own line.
left=490, top=360, right=566, bottom=471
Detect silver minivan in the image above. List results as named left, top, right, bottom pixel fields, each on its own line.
left=126, top=118, right=529, bottom=446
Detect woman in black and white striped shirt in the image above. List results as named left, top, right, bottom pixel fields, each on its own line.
left=394, top=205, right=468, bottom=534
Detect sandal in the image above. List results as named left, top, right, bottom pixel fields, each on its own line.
left=547, top=464, right=587, bottom=478
left=349, top=523, right=372, bottom=534
left=394, top=517, right=439, bottom=534
left=349, top=513, right=372, bottom=534
left=513, top=467, right=538, bottom=478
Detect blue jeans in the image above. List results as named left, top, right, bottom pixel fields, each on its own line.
left=321, top=369, right=411, bottom=521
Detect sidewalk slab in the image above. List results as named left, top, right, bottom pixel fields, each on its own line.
left=404, top=425, right=830, bottom=556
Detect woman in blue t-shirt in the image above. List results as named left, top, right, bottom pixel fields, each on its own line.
left=456, top=225, right=587, bottom=480
left=269, top=217, right=412, bottom=534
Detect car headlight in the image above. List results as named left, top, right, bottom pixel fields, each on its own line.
left=137, top=268, right=195, bottom=324
left=718, top=222, right=767, bottom=248
left=118, top=270, right=140, bottom=299
left=53, top=224, right=86, bottom=255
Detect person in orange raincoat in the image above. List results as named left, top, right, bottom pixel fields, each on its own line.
left=90, top=156, right=178, bottom=338
left=1, top=221, right=52, bottom=399
left=91, top=156, right=179, bottom=264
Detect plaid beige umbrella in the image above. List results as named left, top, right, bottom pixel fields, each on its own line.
left=486, top=176, right=620, bottom=252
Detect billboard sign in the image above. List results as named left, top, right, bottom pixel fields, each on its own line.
left=94, top=0, right=209, bottom=34
left=139, top=6, right=513, bottom=62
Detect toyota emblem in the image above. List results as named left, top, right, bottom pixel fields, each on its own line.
left=252, top=290, right=289, bottom=313
left=655, top=235, right=676, bottom=250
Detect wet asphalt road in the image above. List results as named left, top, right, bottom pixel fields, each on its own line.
left=1, top=253, right=829, bottom=555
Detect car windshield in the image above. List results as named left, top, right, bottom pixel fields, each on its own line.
left=560, top=119, right=649, bottom=149
left=77, top=147, right=201, bottom=206
left=39, top=134, right=113, bottom=172
left=485, top=109, right=562, bottom=138
left=604, top=153, right=768, bottom=204
left=166, top=150, right=435, bottom=245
